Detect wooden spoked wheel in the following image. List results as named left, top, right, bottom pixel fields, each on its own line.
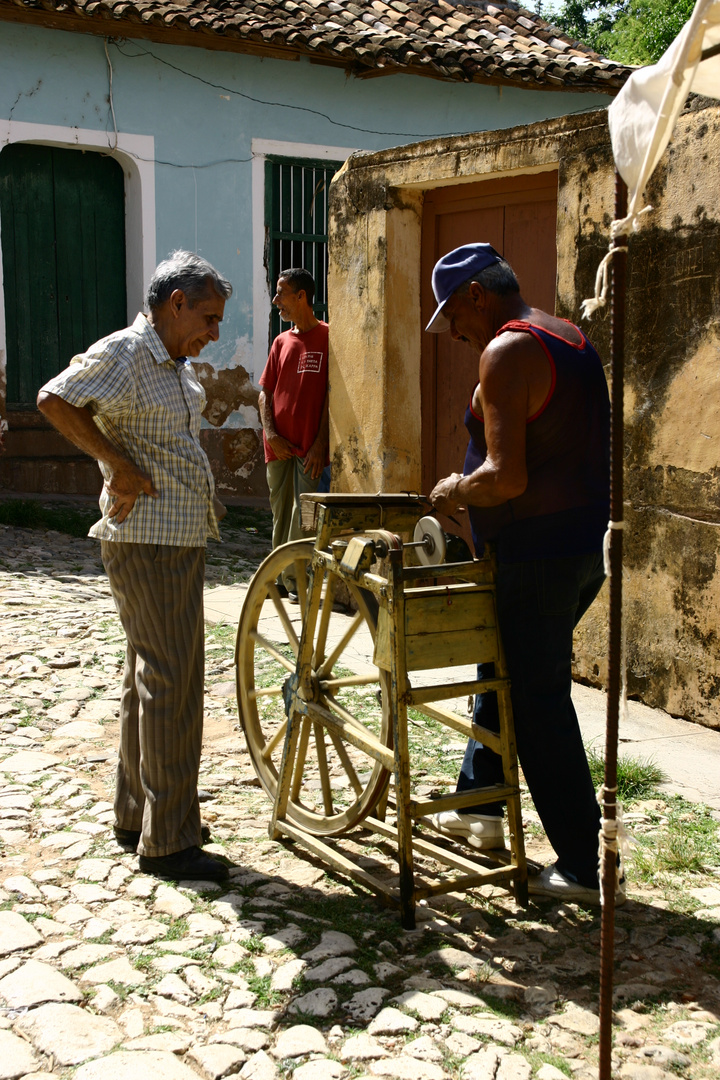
left=235, top=539, right=392, bottom=836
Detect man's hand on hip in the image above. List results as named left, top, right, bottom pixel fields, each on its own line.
left=107, top=461, right=159, bottom=523
left=36, top=393, right=159, bottom=523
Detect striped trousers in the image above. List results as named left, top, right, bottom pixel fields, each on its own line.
left=101, top=542, right=205, bottom=857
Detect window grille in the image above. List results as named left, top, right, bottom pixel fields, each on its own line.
left=265, top=157, right=343, bottom=343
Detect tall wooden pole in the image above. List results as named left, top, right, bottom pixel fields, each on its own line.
left=598, top=170, right=628, bottom=1080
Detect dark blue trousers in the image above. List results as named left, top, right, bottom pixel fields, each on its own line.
left=457, top=551, right=605, bottom=889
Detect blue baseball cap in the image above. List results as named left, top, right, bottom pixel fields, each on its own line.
left=426, top=242, right=503, bottom=333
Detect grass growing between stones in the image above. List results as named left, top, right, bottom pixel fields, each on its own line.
left=406, top=707, right=468, bottom=783
left=165, top=917, right=190, bottom=940
left=106, top=979, right=131, bottom=1002
left=241, top=933, right=267, bottom=955
left=630, top=798, right=720, bottom=883
left=527, top=1050, right=574, bottom=1076
left=205, top=622, right=237, bottom=647
left=585, top=742, right=666, bottom=802
left=246, top=973, right=285, bottom=1008
left=89, top=928, right=115, bottom=944
left=132, top=952, right=156, bottom=973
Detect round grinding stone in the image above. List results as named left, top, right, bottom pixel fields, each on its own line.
left=413, top=516, right=446, bottom=566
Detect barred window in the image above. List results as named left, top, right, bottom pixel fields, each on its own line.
left=265, top=157, right=343, bottom=342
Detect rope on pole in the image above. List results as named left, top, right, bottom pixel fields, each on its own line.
left=597, top=169, right=628, bottom=1080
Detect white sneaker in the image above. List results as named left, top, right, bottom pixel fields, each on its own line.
left=428, top=810, right=505, bottom=850
left=528, top=865, right=626, bottom=907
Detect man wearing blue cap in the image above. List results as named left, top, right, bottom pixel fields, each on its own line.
left=425, top=243, right=618, bottom=905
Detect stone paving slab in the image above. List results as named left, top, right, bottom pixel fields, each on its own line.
left=0, top=1027, right=41, bottom=1079
left=15, top=1002, right=122, bottom=1065
left=0, top=910, right=42, bottom=955
left=74, top=1051, right=204, bottom=1080
left=0, top=959, right=84, bottom=1008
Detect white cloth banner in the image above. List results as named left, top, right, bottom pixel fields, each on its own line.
left=608, top=0, right=720, bottom=236
left=582, top=0, right=720, bottom=317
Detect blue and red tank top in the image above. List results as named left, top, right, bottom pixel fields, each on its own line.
left=464, top=320, right=610, bottom=562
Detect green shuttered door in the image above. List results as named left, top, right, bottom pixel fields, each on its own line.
left=0, top=143, right=127, bottom=408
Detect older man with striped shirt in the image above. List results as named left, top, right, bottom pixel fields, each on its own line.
left=38, top=251, right=232, bottom=883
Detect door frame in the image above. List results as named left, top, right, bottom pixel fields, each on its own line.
left=420, top=168, right=559, bottom=497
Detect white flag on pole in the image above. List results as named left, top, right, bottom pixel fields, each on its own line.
left=582, top=0, right=720, bottom=317
left=609, top=0, right=720, bottom=234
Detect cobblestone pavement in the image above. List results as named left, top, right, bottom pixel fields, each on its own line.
left=1, top=522, right=720, bottom=1080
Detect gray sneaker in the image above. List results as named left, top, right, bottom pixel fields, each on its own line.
left=428, top=810, right=505, bottom=850
left=528, top=865, right=626, bottom=907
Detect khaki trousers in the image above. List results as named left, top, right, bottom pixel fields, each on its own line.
left=101, top=542, right=205, bottom=857
left=266, top=457, right=320, bottom=588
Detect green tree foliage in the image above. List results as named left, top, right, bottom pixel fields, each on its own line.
left=535, top=0, right=697, bottom=64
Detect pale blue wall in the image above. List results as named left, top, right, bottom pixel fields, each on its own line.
left=0, top=20, right=613, bottom=379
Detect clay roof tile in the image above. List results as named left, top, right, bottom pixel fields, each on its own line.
left=0, top=0, right=630, bottom=91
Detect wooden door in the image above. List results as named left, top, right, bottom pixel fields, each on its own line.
left=420, top=171, right=558, bottom=497
left=0, top=143, right=126, bottom=409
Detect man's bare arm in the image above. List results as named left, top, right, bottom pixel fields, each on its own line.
left=258, top=388, right=301, bottom=461
left=37, top=391, right=158, bottom=523
left=430, top=337, right=529, bottom=516
left=302, top=389, right=329, bottom=479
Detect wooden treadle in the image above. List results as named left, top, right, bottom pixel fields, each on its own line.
left=273, top=815, right=523, bottom=910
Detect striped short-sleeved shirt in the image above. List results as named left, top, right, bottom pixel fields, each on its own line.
left=41, top=314, right=220, bottom=547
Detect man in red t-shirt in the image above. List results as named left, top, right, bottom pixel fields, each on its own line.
left=258, top=268, right=329, bottom=596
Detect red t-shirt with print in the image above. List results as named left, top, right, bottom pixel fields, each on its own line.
left=259, top=322, right=329, bottom=464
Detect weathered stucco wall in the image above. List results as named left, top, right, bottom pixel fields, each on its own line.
left=574, top=104, right=720, bottom=729
left=328, top=180, right=424, bottom=491
left=328, top=105, right=720, bottom=730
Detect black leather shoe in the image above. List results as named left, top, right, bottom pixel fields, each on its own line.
left=114, top=824, right=212, bottom=853
left=138, top=845, right=229, bottom=882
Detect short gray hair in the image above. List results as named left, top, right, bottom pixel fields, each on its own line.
left=146, top=250, right=233, bottom=310
left=456, top=258, right=519, bottom=298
